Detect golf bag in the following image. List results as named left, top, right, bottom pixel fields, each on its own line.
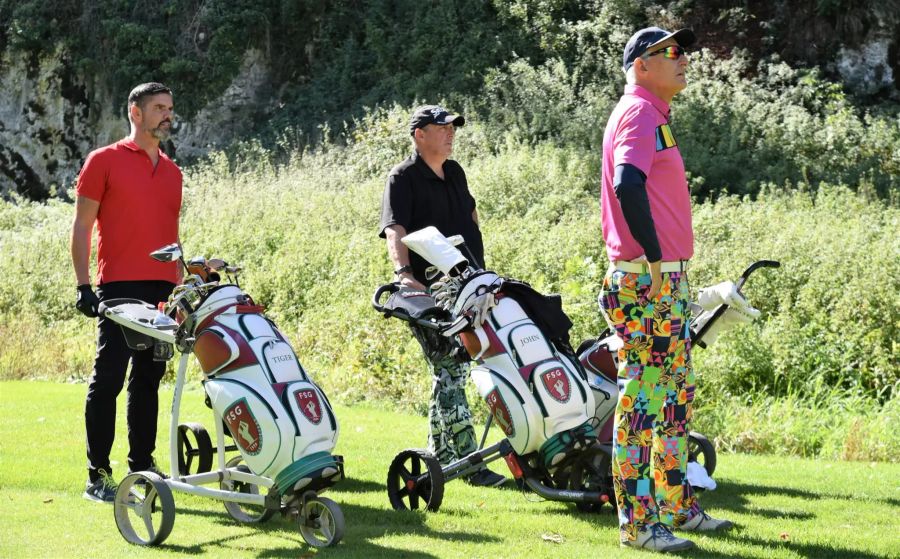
left=402, top=228, right=608, bottom=471
left=186, top=284, right=342, bottom=495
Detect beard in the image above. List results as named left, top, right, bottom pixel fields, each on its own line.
left=150, top=121, right=172, bottom=141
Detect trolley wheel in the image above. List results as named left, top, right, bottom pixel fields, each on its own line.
left=386, top=449, right=445, bottom=512
left=688, top=431, right=717, bottom=477
left=221, top=455, right=275, bottom=523
left=567, top=445, right=614, bottom=513
left=298, top=496, right=345, bottom=548
left=177, top=422, right=213, bottom=475
left=114, top=472, right=175, bottom=546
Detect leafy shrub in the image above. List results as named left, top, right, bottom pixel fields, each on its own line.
left=1, top=104, right=897, bottom=460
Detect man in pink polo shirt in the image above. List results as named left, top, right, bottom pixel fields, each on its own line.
left=599, top=27, right=732, bottom=552
left=71, top=82, right=182, bottom=503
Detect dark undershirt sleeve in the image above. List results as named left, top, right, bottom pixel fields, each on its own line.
left=613, top=163, right=662, bottom=262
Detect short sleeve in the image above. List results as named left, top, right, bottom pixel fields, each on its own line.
left=75, top=150, right=108, bottom=202
left=612, top=106, right=657, bottom=177
left=379, top=172, right=413, bottom=238
left=453, top=162, right=476, bottom=211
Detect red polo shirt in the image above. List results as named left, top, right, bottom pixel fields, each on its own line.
left=76, top=139, right=182, bottom=284
left=601, top=84, right=693, bottom=262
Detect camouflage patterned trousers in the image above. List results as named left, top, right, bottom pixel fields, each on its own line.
left=410, top=324, right=478, bottom=466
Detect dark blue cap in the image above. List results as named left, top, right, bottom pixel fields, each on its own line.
left=622, top=27, right=696, bottom=71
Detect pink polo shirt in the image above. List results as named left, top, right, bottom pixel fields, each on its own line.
left=600, top=84, right=693, bottom=262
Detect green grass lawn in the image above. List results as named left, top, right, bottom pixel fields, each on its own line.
left=0, top=380, right=897, bottom=558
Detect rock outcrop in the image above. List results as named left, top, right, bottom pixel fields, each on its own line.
left=0, top=48, right=272, bottom=200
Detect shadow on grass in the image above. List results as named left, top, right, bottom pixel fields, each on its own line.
left=705, top=480, right=899, bottom=510
left=329, top=476, right=385, bottom=494
left=711, top=531, right=889, bottom=559
left=166, top=502, right=499, bottom=558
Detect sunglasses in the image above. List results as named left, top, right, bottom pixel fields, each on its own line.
left=643, top=45, right=688, bottom=60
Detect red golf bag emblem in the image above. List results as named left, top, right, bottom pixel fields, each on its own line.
left=540, top=367, right=571, bottom=403
left=486, top=388, right=515, bottom=437
left=295, top=388, right=323, bottom=425
left=223, top=398, right=263, bottom=455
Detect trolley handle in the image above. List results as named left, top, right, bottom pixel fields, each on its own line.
left=372, top=282, right=400, bottom=314
left=371, top=282, right=453, bottom=332
left=693, top=259, right=780, bottom=347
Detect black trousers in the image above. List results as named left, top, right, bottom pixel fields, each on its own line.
left=85, top=280, right=174, bottom=481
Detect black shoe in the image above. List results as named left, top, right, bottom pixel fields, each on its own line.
left=83, top=469, right=117, bottom=504
left=465, top=468, right=507, bottom=487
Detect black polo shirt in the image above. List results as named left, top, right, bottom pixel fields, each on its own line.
left=379, top=151, right=484, bottom=285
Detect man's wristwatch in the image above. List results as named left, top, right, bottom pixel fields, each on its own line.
left=394, top=265, right=413, bottom=276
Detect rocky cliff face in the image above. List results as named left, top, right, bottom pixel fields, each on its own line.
left=0, top=47, right=125, bottom=200
left=0, top=31, right=896, bottom=202
left=0, top=48, right=272, bottom=201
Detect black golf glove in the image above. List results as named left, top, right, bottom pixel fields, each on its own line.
left=75, top=284, right=100, bottom=318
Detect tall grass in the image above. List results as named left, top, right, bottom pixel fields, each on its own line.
left=1, top=104, right=897, bottom=460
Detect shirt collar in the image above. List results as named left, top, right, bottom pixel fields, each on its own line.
left=119, top=138, right=164, bottom=158
left=412, top=150, right=445, bottom=181
left=624, top=84, right=671, bottom=120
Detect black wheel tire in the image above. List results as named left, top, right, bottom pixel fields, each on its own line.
left=221, top=455, right=276, bottom=523
left=688, top=431, right=717, bottom=477
left=386, top=449, right=445, bottom=512
left=567, top=445, right=614, bottom=513
left=177, top=422, right=213, bottom=476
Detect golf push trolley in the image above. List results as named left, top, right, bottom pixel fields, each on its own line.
left=373, top=227, right=778, bottom=514
left=100, top=244, right=345, bottom=548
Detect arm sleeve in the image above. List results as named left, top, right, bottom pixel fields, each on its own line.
left=458, top=164, right=476, bottom=211
left=612, top=106, right=656, bottom=177
left=379, top=172, right=413, bottom=238
left=75, top=151, right=108, bottom=202
left=614, top=163, right=662, bottom=262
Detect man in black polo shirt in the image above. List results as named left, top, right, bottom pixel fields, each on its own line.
left=379, top=105, right=505, bottom=487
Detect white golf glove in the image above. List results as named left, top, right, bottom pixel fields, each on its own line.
left=469, top=291, right=497, bottom=327
left=697, top=281, right=760, bottom=317
left=693, top=281, right=761, bottom=346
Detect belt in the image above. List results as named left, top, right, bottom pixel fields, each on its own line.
left=612, top=260, right=689, bottom=274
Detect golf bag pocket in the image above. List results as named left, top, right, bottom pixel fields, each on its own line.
left=283, top=380, right=339, bottom=457
left=204, top=378, right=288, bottom=478
left=577, top=335, right=620, bottom=439
left=261, top=339, right=306, bottom=383
left=531, top=361, right=593, bottom=431
left=471, top=366, right=543, bottom=456
left=508, top=323, right=554, bottom=367
left=193, top=327, right=240, bottom=375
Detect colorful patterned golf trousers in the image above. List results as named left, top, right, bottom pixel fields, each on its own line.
left=598, top=268, right=701, bottom=542
left=410, top=324, right=478, bottom=466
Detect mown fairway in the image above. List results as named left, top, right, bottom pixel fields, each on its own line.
left=0, top=381, right=897, bottom=558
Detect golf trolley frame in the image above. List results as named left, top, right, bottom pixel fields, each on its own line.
left=373, top=283, right=616, bottom=513
left=101, top=245, right=344, bottom=548
left=372, top=259, right=780, bottom=513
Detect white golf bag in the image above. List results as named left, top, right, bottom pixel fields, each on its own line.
left=102, top=251, right=342, bottom=498
left=402, top=227, right=611, bottom=470
left=185, top=284, right=341, bottom=495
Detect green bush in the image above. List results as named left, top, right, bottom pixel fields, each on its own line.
left=1, top=104, right=897, bottom=459
left=676, top=51, right=900, bottom=200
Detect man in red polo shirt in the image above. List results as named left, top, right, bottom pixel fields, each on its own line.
left=599, top=28, right=732, bottom=552
left=71, top=82, right=182, bottom=503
